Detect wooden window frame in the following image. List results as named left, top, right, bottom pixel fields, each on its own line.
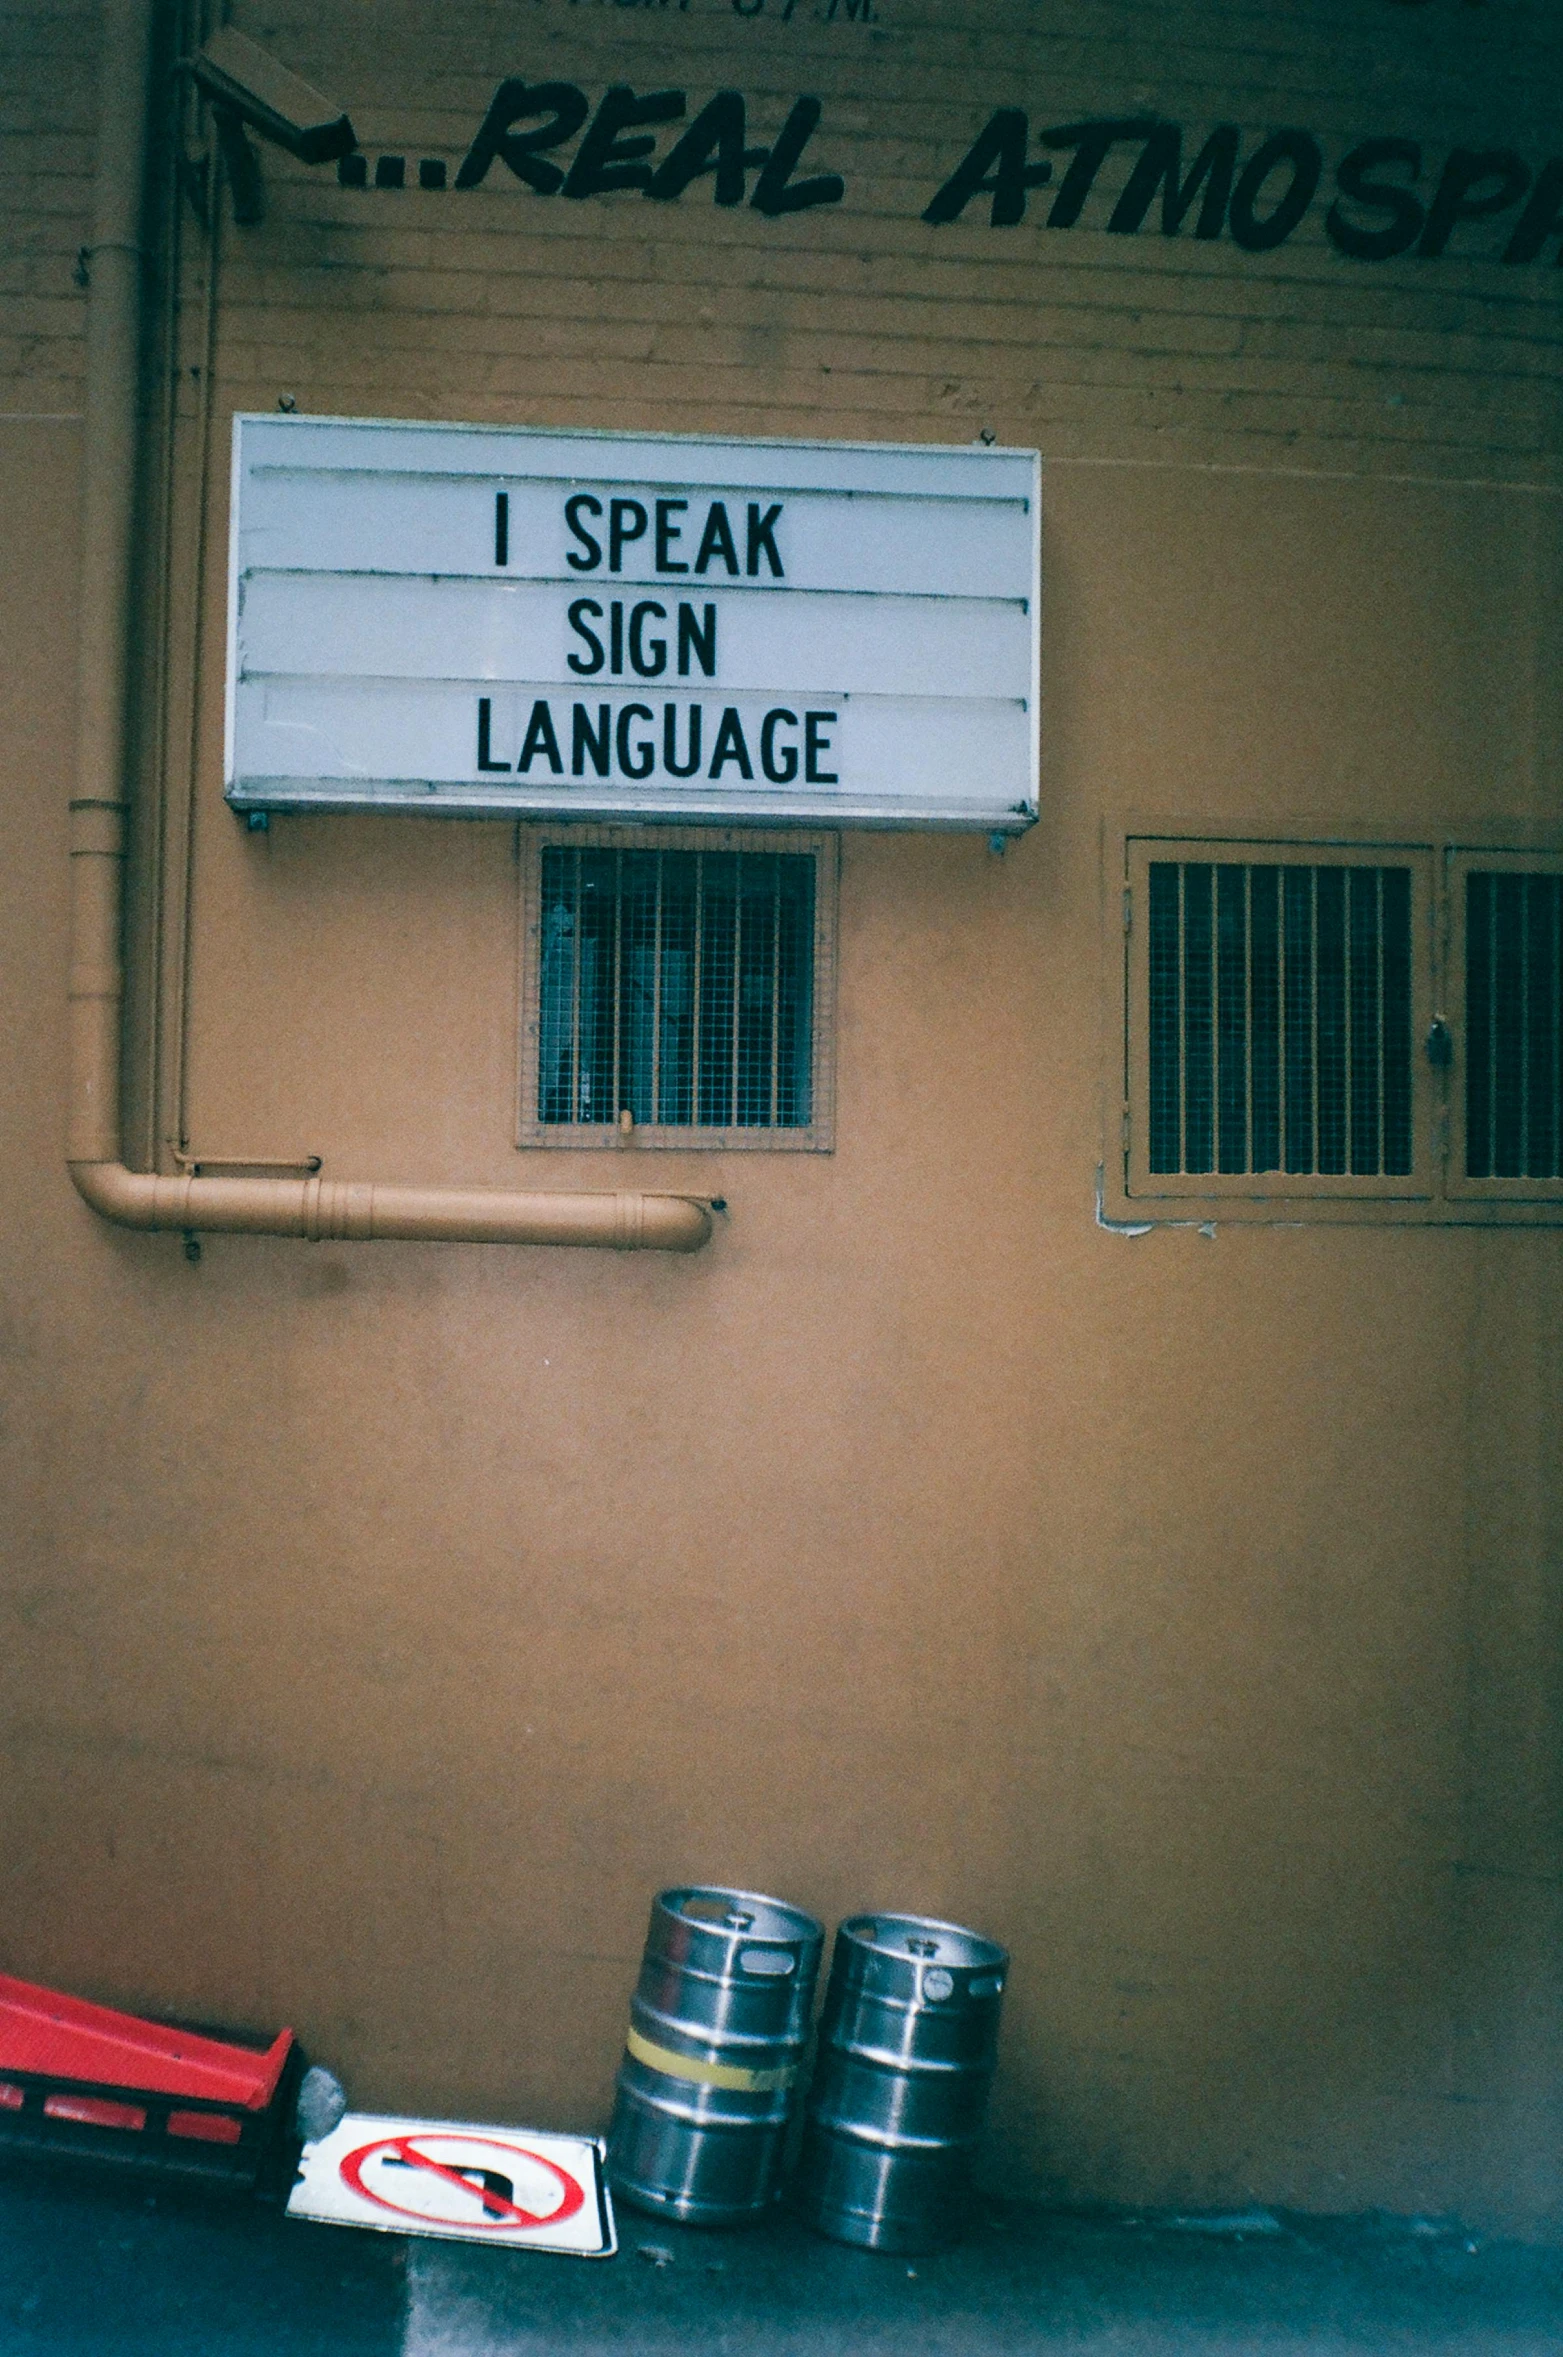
left=1104, top=821, right=1563, bottom=1227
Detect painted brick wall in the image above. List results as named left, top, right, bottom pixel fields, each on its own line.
left=0, top=1, right=96, bottom=409
left=7, top=4, right=1559, bottom=472
left=213, top=1, right=1560, bottom=478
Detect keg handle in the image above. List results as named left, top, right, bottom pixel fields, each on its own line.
left=740, top=1947, right=797, bottom=1976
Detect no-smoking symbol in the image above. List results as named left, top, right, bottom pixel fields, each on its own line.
left=340, top=2131, right=587, bottom=2232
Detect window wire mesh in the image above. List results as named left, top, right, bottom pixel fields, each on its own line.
left=538, top=847, right=814, bottom=1131
left=1147, top=860, right=1413, bottom=1178
left=1465, top=870, right=1563, bottom=1180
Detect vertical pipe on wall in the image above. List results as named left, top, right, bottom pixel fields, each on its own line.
left=64, top=0, right=710, bottom=1253
left=68, top=0, right=153, bottom=1168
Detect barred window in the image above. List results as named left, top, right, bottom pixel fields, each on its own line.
left=1120, top=836, right=1563, bottom=1221
left=1464, top=869, right=1563, bottom=1182
left=1122, top=837, right=1432, bottom=1211
left=519, top=832, right=836, bottom=1151
left=1145, top=860, right=1414, bottom=1179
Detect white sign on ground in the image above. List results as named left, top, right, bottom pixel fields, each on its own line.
left=286, top=2114, right=617, bottom=2255
left=227, top=415, right=1040, bottom=831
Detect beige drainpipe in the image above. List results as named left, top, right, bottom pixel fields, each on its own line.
left=67, top=0, right=710, bottom=1254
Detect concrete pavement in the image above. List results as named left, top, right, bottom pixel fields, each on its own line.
left=2, top=2162, right=1560, bottom=2354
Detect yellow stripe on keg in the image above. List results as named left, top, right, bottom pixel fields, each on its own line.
left=624, top=2026, right=799, bottom=2094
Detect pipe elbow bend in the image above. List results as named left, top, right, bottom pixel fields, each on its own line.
left=68, top=1158, right=171, bottom=1229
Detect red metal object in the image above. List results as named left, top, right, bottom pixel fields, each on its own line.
left=0, top=1972, right=303, bottom=2196
left=0, top=1974, right=292, bottom=2107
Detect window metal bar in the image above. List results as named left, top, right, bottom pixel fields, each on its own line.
left=1310, top=869, right=1320, bottom=1175
left=730, top=853, right=743, bottom=1129
left=1187, top=861, right=1197, bottom=1170
left=1342, top=870, right=1354, bottom=1175
left=1208, top=862, right=1217, bottom=1173
left=1375, top=867, right=1386, bottom=1174
left=1192, top=862, right=1202, bottom=1164
left=1466, top=869, right=1488, bottom=1180
left=569, top=848, right=583, bottom=1122
left=610, top=848, right=623, bottom=1122
left=1189, top=860, right=1202, bottom=1171
left=1488, top=872, right=1498, bottom=1178
left=650, top=849, right=664, bottom=1125
left=1341, top=871, right=1352, bottom=1172
left=1175, top=863, right=1186, bottom=1170
left=1282, top=867, right=1291, bottom=1169
left=1358, top=872, right=1367, bottom=1171
left=806, top=874, right=818, bottom=1130
left=1473, top=871, right=1484, bottom=1175
left=1553, top=876, right=1561, bottom=1179
left=691, top=854, right=704, bottom=1126
left=1244, top=864, right=1255, bottom=1173
left=770, top=858, right=782, bottom=1127
left=1519, top=872, right=1531, bottom=1173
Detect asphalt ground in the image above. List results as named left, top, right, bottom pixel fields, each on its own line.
left=2, top=2160, right=1561, bottom=2355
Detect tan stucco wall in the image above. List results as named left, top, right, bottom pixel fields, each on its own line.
left=3, top=0, right=1562, bottom=2235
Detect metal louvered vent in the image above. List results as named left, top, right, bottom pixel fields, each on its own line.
left=536, top=846, right=815, bottom=1134
left=1146, top=860, right=1414, bottom=1178
left=1465, top=870, right=1563, bottom=1180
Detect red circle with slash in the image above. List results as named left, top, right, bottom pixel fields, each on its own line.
left=340, top=2132, right=586, bottom=2230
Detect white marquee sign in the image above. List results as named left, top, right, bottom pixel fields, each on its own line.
left=226, top=416, right=1040, bottom=830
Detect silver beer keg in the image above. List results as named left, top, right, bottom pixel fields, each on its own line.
left=794, top=1912, right=1008, bottom=2253
left=606, top=1886, right=824, bottom=2226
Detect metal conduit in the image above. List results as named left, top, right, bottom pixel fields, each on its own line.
left=67, top=0, right=710, bottom=1255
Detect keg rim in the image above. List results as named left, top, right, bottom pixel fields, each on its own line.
left=834, top=1913, right=1009, bottom=1976
left=657, top=1885, right=825, bottom=1948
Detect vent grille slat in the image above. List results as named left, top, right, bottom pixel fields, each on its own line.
left=1147, top=860, right=1414, bottom=1179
